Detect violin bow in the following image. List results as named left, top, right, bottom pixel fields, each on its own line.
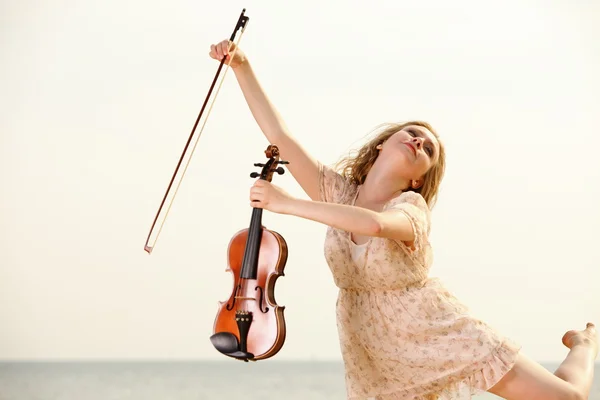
left=144, top=8, right=250, bottom=254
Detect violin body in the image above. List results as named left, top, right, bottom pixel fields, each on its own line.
left=210, top=145, right=289, bottom=362
left=211, top=227, right=287, bottom=361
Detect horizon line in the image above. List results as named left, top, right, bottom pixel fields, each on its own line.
left=0, top=358, right=588, bottom=365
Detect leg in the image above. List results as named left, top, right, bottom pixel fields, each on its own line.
left=487, top=322, right=597, bottom=400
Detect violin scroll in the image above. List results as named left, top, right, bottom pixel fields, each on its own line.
left=249, top=144, right=289, bottom=181
left=264, top=144, right=279, bottom=158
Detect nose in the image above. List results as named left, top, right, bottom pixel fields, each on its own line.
left=411, top=136, right=424, bottom=148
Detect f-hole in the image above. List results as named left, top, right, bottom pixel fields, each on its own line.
left=226, top=285, right=241, bottom=311
left=255, top=286, right=269, bottom=313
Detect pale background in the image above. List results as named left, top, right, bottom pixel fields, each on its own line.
left=1, top=0, right=599, bottom=366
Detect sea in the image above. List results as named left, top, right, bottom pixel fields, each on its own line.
left=0, top=361, right=598, bottom=400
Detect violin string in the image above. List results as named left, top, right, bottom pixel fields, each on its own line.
left=145, top=23, right=249, bottom=252
left=242, top=277, right=247, bottom=313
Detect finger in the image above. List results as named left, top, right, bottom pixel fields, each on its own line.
left=249, top=191, right=263, bottom=201
left=209, top=44, right=217, bottom=58
left=211, top=46, right=222, bottom=61
left=220, top=40, right=229, bottom=56
left=250, top=200, right=263, bottom=208
left=215, top=41, right=226, bottom=59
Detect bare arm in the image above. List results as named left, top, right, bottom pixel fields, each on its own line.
left=249, top=167, right=424, bottom=245
left=211, top=40, right=321, bottom=201
left=281, top=197, right=416, bottom=243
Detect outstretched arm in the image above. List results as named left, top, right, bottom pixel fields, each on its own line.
left=285, top=198, right=416, bottom=243
left=209, top=40, right=321, bottom=201
left=249, top=179, right=416, bottom=243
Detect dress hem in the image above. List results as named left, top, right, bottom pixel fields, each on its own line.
left=347, top=338, right=522, bottom=400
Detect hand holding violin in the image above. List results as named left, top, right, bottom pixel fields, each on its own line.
left=209, top=39, right=247, bottom=68
left=250, top=180, right=295, bottom=214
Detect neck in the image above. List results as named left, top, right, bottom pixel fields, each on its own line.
left=358, top=169, right=409, bottom=208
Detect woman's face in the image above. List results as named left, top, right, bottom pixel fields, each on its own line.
left=378, top=125, right=440, bottom=185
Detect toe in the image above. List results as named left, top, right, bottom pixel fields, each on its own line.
left=586, top=322, right=596, bottom=332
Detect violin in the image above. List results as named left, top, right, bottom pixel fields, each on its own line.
left=210, top=145, right=289, bottom=362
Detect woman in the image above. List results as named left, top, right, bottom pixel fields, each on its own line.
left=208, top=39, right=597, bottom=400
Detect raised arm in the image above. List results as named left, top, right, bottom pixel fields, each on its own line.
left=209, top=40, right=321, bottom=201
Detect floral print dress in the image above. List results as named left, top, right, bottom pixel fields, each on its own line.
left=318, top=162, right=521, bottom=400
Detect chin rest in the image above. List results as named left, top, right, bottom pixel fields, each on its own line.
left=210, top=332, right=254, bottom=361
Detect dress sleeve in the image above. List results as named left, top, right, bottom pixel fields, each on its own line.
left=385, top=190, right=431, bottom=252
left=318, top=161, right=349, bottom=204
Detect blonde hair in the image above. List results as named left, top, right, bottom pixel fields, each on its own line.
left=334, top=121, right=446, bottom=208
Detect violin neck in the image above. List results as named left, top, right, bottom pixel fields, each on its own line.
left=240, top=207, right=263, bottom=279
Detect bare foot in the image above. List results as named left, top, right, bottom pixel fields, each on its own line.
left=562, top=322, right=599, bottom=358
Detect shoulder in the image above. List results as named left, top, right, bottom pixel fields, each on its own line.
left=389, top=190, right=429, bottom=209
left=385, top=190, right=431, bottom=235
left=317, top=161, right=357, bottom=204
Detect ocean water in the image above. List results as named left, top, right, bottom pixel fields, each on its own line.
left=0, top=361, right=598, bottom=400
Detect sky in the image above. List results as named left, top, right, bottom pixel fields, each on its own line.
left=1, top=0, right=599, bottom=363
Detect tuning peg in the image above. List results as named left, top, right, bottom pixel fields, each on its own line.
left=254, top=163, right=265, bottom=167
left=274, top=167, right=285, bottom=175
left=250, top=172, right=260, bottom=178
left=277, top=161, right=289, bottom=165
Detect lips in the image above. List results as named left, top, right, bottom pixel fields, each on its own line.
left=404, top=142, right=416, bottom=156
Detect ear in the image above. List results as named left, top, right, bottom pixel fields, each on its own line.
left=411, top=179, right=424, bottom=189
left=376, top=143, right=383, bottom=150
